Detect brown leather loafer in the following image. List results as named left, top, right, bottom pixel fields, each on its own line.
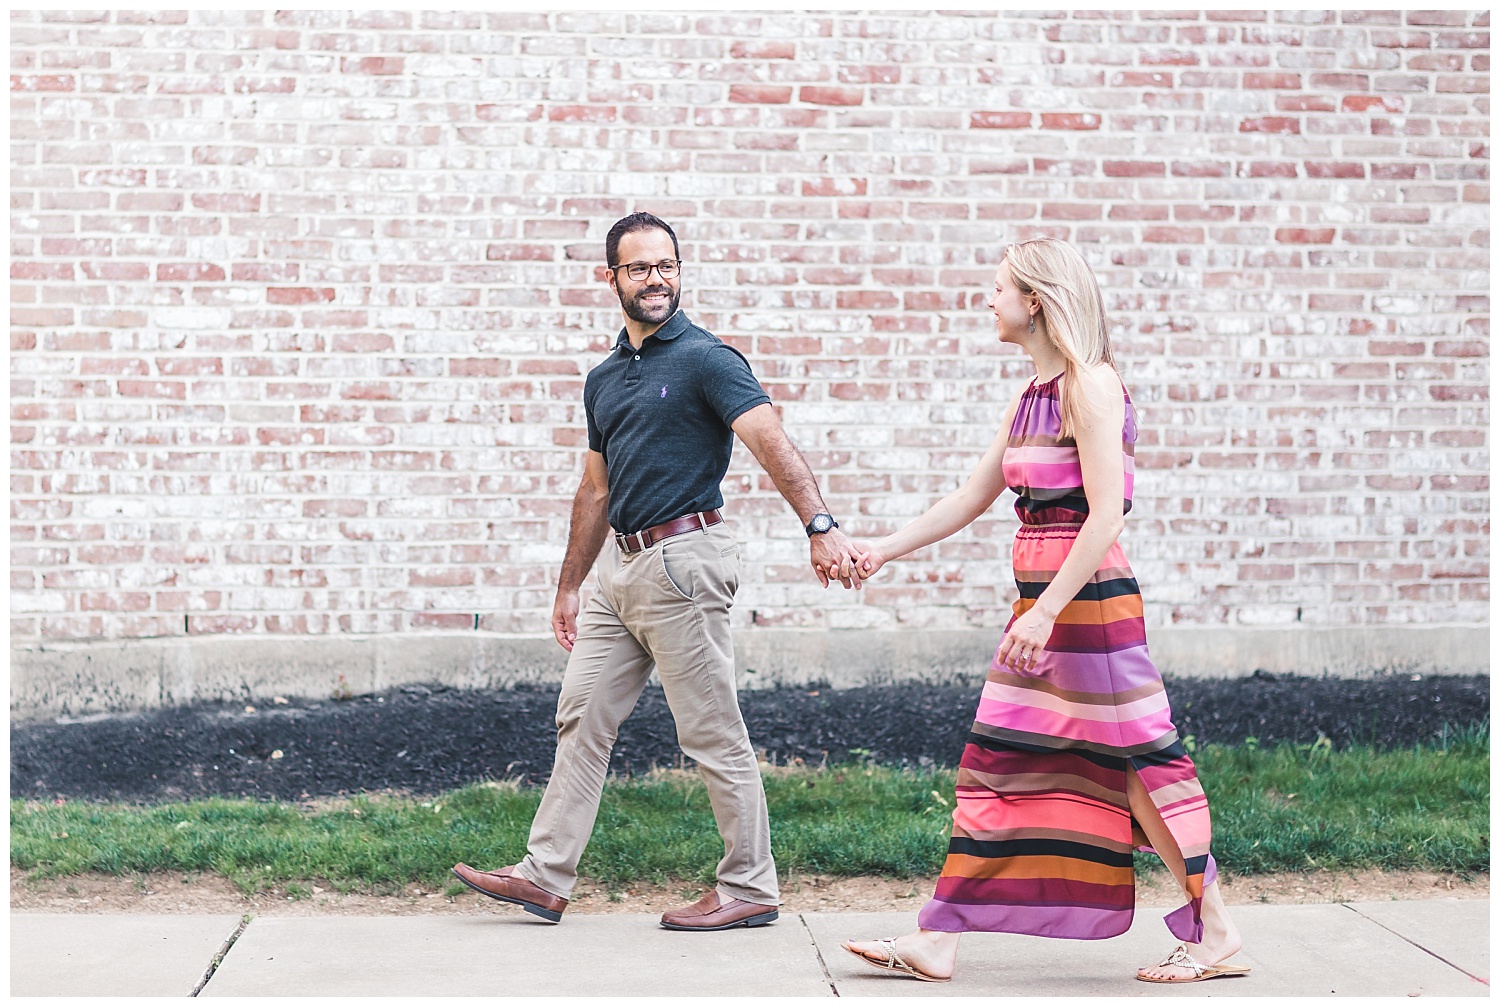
left=451, top=863, right=567, bottom=923
left=660, top=890, right=779, bottom=931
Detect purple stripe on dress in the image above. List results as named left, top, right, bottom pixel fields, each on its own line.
left=918, top=898, right=1134, bottom=940
left=1013, top=397, right=1062, bottom=439
left=986, top=644, right=1163, bottom=694
left=1163, top=899, right=1204, bottom=943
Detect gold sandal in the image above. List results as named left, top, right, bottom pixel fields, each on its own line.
left=842, top=939, right=952, bottom=983
left=1137, top=944, right=1251, bottom=984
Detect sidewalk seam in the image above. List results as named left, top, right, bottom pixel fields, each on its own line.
left=797, top=913, right=840, bottom=997
left=1340, top=903, right=1489, bottom=986
left=189, top=913, right=253, bottom=997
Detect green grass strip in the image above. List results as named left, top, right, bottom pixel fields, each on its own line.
left=11, top=734, right=1489, bottom=895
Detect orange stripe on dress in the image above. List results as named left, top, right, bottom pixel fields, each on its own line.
left=939, top=852, right=1133, bottom=886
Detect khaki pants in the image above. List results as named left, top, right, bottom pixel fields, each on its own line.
left=516, top=521, right=779, bottom=906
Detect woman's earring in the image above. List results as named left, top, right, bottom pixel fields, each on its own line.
left=1028, top=314, right=1035, bottom=334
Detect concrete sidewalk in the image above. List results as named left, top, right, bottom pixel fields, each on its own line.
left=12, top=899, right=1488, bottom=997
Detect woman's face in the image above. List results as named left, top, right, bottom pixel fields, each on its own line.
left=987, top=258, right=1035, bottom=345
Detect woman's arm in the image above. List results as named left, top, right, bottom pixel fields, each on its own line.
left=996, top=365, right=1126, bottom=673
left=856, top=385, right=1026, bottom=576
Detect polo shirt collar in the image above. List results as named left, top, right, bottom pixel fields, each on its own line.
left=613, top=310, right=689, bottom=352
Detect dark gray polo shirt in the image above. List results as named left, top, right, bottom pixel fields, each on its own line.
left=584, top=311, right=771, bottom=534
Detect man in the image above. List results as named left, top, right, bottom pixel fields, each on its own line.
left=453, top=212, right=863, bottom=931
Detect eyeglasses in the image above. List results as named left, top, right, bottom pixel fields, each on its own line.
left=611, top=259, right=681, bottom=282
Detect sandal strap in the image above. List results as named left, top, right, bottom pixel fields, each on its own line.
left=879, top=939, right=917, bottom=977
left=1157, top=945, right=1205, bottom=977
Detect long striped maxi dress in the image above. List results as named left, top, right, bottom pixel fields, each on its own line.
left=916, top=373, right=1217, bottom=943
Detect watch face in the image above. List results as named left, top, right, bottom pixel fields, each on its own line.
left=810, top=514, right=833, bottom=534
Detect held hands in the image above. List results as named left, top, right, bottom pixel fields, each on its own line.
left=995, top=605, right=1056, bottom=674
left=551, top=589, right=580, bottom=652
left=809, top=527, right=866, bottom=589
left=851, top=540, right=888, bottom=580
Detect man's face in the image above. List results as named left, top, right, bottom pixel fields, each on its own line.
left=608, top=228, right=681, bottom=326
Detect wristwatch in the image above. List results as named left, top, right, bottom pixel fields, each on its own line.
left=804, top=513, right=839, bottom=537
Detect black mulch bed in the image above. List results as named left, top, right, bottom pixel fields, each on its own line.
left=12, top=673, right=1488, bottom=804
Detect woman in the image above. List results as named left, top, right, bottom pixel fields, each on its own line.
left=843, top=238, right=1248, bottom=985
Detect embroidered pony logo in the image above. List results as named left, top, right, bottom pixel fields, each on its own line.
left=660, top=385, right=668, bottom=398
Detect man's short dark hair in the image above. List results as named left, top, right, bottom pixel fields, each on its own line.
left=605, top=212, right=679, bottom=267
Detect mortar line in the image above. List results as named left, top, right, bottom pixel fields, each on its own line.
left=190, top=913, right=253, bottom=997
left=798, top=912, right=841, bottom=997
left=1340, top=903, right=1488, bottom=986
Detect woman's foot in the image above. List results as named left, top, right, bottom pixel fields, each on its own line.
left=1136, top=908, right=1243, bottom=981
left=843, top=930, right=959, bottom=982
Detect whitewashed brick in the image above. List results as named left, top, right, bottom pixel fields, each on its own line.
left=8, top=9, right=1488, bottom=643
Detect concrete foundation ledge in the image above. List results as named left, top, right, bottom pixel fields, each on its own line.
left=10, top=625, right=1488, bottom=722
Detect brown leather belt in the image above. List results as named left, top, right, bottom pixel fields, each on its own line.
left=615, top=509, right=722, bottom=555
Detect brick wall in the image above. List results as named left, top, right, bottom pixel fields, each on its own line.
left=11, top=9, right=1490, bottom=652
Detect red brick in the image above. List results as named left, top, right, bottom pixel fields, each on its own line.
left=1275, top=228, right=1337, bottom=244
left=1243, top=72, right=1302, bottom=89
left=838, top=65, right=900, bottom=85
left=157, top=262, right=226, bottom=282
left=729, top=85, right=792, bottom=104
left=331, top=333, right=394, bottom=353
left=1247, top=161, right=1299, bottom=178
left=548, top=105, right=616, bottom=123
left=970, top=111, right=1031, bottom=129
left=1304, top=162, right=1366, bottom=178
left=731, top=40, right=796, bottom=59
left=1309, top=73, right=1369, bottom=89
left=1103, top=161, right=1165, bottom=177
left=12, top=74, right=75, bottom=91
left=1140, top=49, right=1199, bottom=67
left=1239, top=116, right=1301, bottom=133
left=759, top=337, right=823, bottom=355
left=1042, top=203, right=1102, bottom=220
left=799, top=86, right=863, bottom=106
left=1143, top=226, right=1204, bottom=242
left=117, top=380, right=187, bottom=399
left=342, top=56, right=404, bottom=75
left=1343, top=95, right=1406, bottom=113
left=835, top=291, right=898, bottom=310
left=1276, top=95, right=1336, bottom=112
left=268, top=287, right=336, bottom=304
left=1040, top=112, right=1101, bottom=130
left=1112, top=71, right=1173, bottom=87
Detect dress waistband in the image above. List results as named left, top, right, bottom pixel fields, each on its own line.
left=1016, top=521, right=1086, bottom=533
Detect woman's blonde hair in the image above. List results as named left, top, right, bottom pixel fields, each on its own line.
left=1001, top=237, right=1114, bottom=440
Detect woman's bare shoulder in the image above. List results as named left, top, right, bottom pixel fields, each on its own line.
left=1070, top=364, right=1125, bottom=421
left=1073, top=362, right=1122, bottom=390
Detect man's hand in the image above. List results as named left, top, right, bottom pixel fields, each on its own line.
left=552, top=589, right=581, bottom=651
left=809, top=527, right=865, bottom=589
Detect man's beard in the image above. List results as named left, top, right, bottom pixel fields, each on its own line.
left=620, top=284, right=680, bottom=325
